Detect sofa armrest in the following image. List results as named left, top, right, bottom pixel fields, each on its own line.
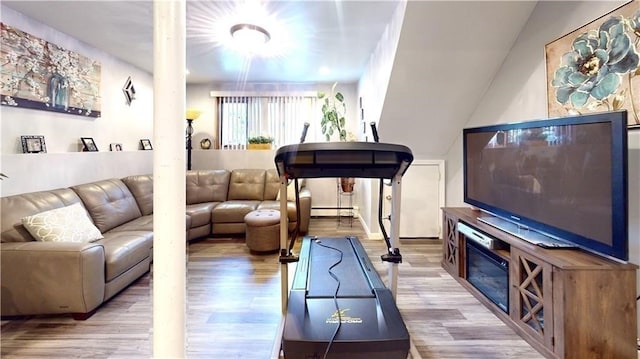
left=1, top=241, right=106, bottom=317
left=297, top=187, right=312, bottom=233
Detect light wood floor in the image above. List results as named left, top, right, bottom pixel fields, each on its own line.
left=1, top=218, right=547, bottom=358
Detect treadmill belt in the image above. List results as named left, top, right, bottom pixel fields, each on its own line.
left=307, top=238, right=374, bottom=298
left=283, top=235, right=411, bottom=358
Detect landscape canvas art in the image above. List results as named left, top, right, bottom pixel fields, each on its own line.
left=0, top=23, right=101, bottom=117
left=545, top=1, right=640, bottom=128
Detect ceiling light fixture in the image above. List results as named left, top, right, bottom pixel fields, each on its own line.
left=230, top=23, right=271, bottom=49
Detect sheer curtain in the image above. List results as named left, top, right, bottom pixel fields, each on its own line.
left=217, top=95, right=318, bottom=149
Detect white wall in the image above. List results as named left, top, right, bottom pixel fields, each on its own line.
left=0, top=151, right=153, bottom=196
left=0, top=5, right=154, bottom=195
left=443, top=0, right=639, bottom=334
left=186, top=84, right=217, bottom=150
left=357, top=0, right=406, bottom=140
left=192, top=148, right=275, bottom=170
left=1, top=6, right=154, bottom=154
left=356, top=1, right=407, bottom=236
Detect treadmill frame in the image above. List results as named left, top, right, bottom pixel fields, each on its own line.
left=271, top=142, right=421, bottom=359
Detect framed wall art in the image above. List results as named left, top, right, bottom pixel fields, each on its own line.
left=140, top=139, right=153, bottom=150
left=110, top=143, right=123, bottom=151
left=122, top=76, right=136, bottom=105
left=545, top=1, right=640, bottom=128
left=81, top=137, right=98, bottom=152
left=0, top=22, right=102, bottom=118
left=20, top=135, right=46, bottom=153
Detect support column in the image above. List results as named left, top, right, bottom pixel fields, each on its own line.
left=152, top=0, right=186, bottom=357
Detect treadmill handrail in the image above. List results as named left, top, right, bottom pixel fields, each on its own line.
left=274, top=142, right=413, bottom=180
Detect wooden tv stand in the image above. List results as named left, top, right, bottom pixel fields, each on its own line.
left=441, top=207, right=638, bottom=359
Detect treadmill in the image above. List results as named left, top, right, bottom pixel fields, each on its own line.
left=273, top=125, right=418, bottom=359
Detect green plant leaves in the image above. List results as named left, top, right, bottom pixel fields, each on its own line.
left=319, top=84, right=347, bottom=141
left=248, top=135, right=274, bottom=144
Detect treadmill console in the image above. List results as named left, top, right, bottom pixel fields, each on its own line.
left=274, top=142, right=413, bottom=179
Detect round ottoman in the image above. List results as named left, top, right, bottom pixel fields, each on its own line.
left=244, top=209, right=281, bottom=253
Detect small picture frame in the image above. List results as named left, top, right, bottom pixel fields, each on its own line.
left=110, top=143, right=123, bottom=151
left=140, top=139, right=153, bottom=150
left=81, top=137, right=98, bottom=152
left=21, top=135, right=46, bottom=153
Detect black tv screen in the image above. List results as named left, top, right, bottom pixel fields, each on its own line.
left=463, top=111, right=628, bottom=261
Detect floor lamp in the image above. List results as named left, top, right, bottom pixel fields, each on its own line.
left=185, top=109, right=201, bottom=170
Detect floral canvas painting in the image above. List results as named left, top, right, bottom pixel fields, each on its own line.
left=0, top=23, right=101, bottom=117
left=546, top=1, right=640, bottom=128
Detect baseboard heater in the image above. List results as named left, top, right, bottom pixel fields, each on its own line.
left=311, top=207, right=358, bottom=217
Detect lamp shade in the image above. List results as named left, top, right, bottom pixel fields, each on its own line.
left=186, top=109, right=202, bottom=120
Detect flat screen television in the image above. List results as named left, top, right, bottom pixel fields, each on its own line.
left=463, top=110, right=628, bottom=261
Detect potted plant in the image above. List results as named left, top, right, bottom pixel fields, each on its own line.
left=318, top=82, right=347, bottom=142
left=318, top=83, right=354, bottom=192
left=339, top=131, right=357, bottom=193
left=247, top=135, right=274, bottom=150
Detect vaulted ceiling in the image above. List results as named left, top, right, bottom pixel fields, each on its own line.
left=3, top=0, right=400, bottom=83
left=381, top=1, right=537, bottom=157
left=3, top=0, right=538, bottom=157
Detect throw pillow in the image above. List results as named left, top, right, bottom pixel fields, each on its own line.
left=22, top=203, right=104, bottom=243
left=276, top=179, right=306, bottom=201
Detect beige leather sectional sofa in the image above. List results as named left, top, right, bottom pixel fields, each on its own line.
left=0, top=169, right=311, bottom=319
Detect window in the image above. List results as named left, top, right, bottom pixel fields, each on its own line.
left=216, top=95, right=318, bottom=149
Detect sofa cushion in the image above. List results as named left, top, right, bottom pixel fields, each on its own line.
left=121, top=175, right=154, bottom=216
left=211, top=201, right=260, bottom=224
left=264, top=169, right=280, bottom=200
left=1, top=188, right=84, bottom=243
left=257, top=201, right=298, bottom=222
left=98, top=231, right=153, bottom=282
left=276, top=180, right=307, bottom=201
left=107, top=215, right=154, bottom=233
left=72, top=179, right=142, bottom=233
left=21, top=203, right=104, bottom=243
left=186, top=202, right=217, bottom=227
left=186, top=214, right=192, bottom=231
left=265, top=169, right=306, bottom=201
left=228, top=169, right=266, bottom=201
left=186, top=170, right=230, bottom=204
